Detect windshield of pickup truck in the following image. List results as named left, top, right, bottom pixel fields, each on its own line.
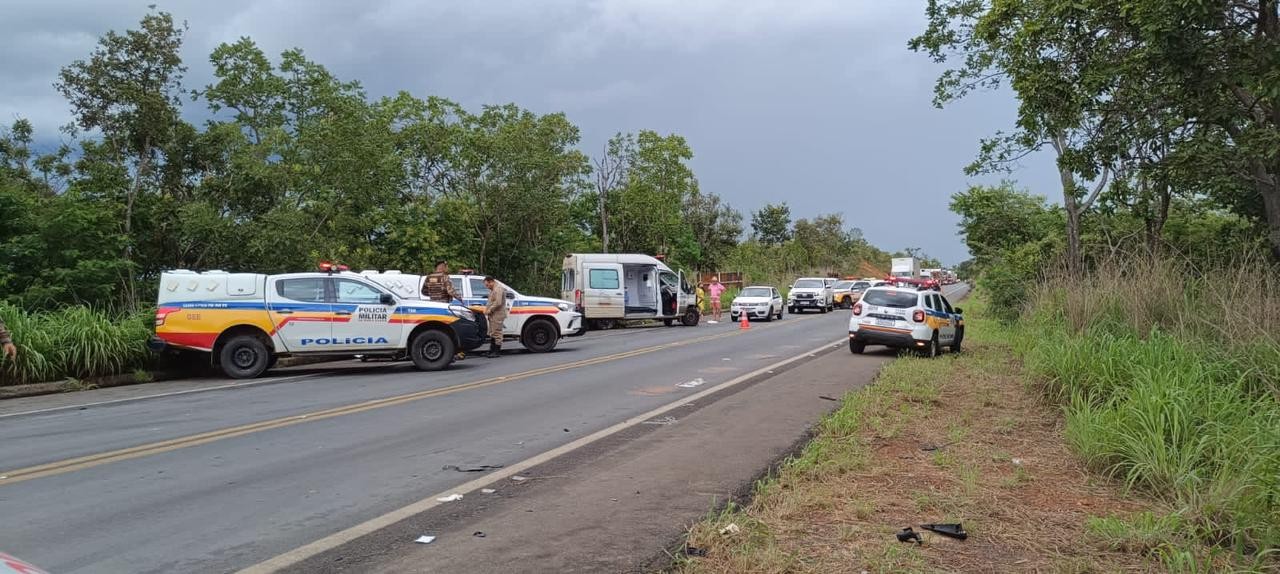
left=793, top=279, right=823, bottom=288
left=862, top=290, right=919, bottom=308
left=739, top=287, right=772, bottom=298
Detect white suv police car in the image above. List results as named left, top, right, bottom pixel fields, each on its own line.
left=847, top=286, right=964, bottom=357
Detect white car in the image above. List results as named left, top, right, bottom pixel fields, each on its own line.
left=847, top=286, right=964, bottom=357
left=730, top=286, right=784, bottom=322
left=787, top=277, right=834, bottom=313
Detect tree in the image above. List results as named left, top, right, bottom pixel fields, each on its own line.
left=55, top=10, right=188, bottom=291
left=750, top=202, right=792, bottom=245
left=949, top=182, right=1060, bottom=271
left=604, top=131, right=698, bottom=260
left=683, top=190, right=743, bottom=270
left=592, top=133, right=632, bottom=253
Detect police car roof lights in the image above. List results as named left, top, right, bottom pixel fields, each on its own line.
left=319, top=261, right=350, bottom=273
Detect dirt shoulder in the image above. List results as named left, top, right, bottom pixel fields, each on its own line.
left=678, top=303, right=1164, bottom=573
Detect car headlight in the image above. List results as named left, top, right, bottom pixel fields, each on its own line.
left=448, top=305, right=476, bottom=321
left=557, top=302, right=571, bottom=312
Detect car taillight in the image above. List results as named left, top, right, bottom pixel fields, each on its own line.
left=575, top=289, right=582, bottom=306
left=912, top=309, right=925, bottom=323
left=851, top=303, right=862, bottom=315
left=155, top=306, right=180, bottom=326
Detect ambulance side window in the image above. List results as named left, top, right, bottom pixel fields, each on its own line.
left=277, top=278, right=326, bottom=302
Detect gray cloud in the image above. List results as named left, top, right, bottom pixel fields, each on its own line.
left=0, top=0, right=1060, bottom=264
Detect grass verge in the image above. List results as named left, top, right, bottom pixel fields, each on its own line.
left=0, top=302, right=154, bottom=386
left=675, top=294, right=1248, bottom=573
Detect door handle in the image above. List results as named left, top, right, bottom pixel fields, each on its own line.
left=275, top=310, right=294, bottom=315
left=335, top=311, right=352, bottom=316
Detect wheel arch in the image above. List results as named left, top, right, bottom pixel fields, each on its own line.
left=409, top=320, right=459, bottom=348
left=521, top=315, right=561, bottom=338
left=212, top=325, right=275, bottom=362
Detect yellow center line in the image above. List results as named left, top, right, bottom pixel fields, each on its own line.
left=0, top=315, right=828, bottom=486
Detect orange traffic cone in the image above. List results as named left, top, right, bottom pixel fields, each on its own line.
left=740, top=313, right=750, bottom=330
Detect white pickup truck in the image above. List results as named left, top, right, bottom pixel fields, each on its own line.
left=153, top=267, right=486, bottom=378
left=359, top=271, right=583, bottom=352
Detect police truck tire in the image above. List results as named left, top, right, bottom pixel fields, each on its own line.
left=681, top=308, right=700, bottom=327
left=410, top=330, right=454, bottom=371
left=219, top=335, right=271, bottom=379
left=849, top=340, right=865, bottom=354
left=522, top=319, right=558, bottom=353
left=663, top=319, right=674, bottom=327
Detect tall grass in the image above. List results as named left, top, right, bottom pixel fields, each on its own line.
left=1017, top=254, right=1280, bottom=562
left=0, top=303, right=154, bottom=386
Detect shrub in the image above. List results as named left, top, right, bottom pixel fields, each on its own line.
left=0, top=302, right=154, bottom=386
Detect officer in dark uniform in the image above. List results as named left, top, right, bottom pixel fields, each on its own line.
left=422, top=260, right=459, bottom=303
left=422, top=260, right=466, bottom=361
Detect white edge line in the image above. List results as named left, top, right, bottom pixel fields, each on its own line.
left=0, top=372, right=327, bottom=420
left=238, top=336, right=846, bottom=574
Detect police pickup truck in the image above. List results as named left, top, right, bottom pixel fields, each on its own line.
left=152, top=265, right=485, bottom=379
left=359, top=271, right=583, bottom=353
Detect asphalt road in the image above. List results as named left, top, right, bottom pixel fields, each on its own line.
left=0, top=284, right=968, bottom=574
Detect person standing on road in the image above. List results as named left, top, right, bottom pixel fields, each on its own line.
left=708, top=277, right=726, bottom=323
left=422, top=260, right=460, bottom=304
left=483, top=276, right=508, bottom=358
left=696, top=282, right=706, bottom=314
left=0, top=315, right=16, bottom=361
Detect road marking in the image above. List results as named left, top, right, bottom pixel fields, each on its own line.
left=0, top=314, right=826, bottom=486
left=238, top=336, right=846, bottom=574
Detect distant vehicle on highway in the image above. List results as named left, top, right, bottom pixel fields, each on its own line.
left=152, top=265, right=486, bottom=378
left=787, top=277, right=834, bottom=313
left=847, top=285, right=964, bottom=357
left=832, top=280, right=872, bottom=308
left=730, top=286, right=784, bottom=322
left=561, top=253, right=699, bottom=329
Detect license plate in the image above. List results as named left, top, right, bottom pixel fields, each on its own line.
left=875, top=319, right=895, bottom=327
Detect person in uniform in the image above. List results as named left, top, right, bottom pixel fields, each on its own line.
left=422, top=260, right=468, bottom=361
left=483, top=276, right=508, bottom=358
left=0, top=316, right=16, bottom=361
left=422, top=260, right=459, bottom=303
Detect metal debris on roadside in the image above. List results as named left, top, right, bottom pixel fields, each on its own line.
left=442, top=464, right=505, bottom=473
left=511, top=475, right=529, bottom=482
left=473, top=531, right=486, bottom=538
left=819, top=395, right=839, bottom=401
left=414, top=535, right=436, bottom=544
left=436, top=494, right=464, bottom=502
left=896, top=527, right=922, bottom=545
left=921, top=523, right=968, bottom=540
left=685, top=546, right=708, bottom=557
left=719, top=523, right=741, bottom=536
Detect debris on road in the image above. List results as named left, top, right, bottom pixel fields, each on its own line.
left=921, top=441, right=957, bottom=452
left=684, top=546, right=708, bottom=557
left=818, top=395, right=839, bottom=401
left=643, top=416, right=678, bottom=425
left=414, top=535, right=436, bottom=544
left=1011, top=457, right=1024, bottom=466
left=473, top=531, right=486, bottom=538
left=511, top=475, right=528, bottom=482
left=442, top=464, right=505, bottom=473
left=896, top=527, right=923, bottom=545
left=921, top=523, right=968, bottom=540
left=719, top=523, right=741, bottom=536
left=676, top=378, right=705, bottom=389
left=563, top=428, right=571, bottom=432
left=481, top=488, right=497, bottom=494
left=436, top=494, right=464, bottom=502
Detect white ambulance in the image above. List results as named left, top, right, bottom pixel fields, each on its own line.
left=359, top=271, right=583, bottom=352
left=560, top=253, right=700, bottom=328
left=152, top=265, right=486, bottom=379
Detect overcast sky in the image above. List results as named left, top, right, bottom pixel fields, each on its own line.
left=0, top=0, right=1061, bottom=265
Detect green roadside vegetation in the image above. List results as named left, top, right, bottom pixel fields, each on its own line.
left=679, top=274, right=1278, bottom=573
left=0, top=303, right=153, bottom=387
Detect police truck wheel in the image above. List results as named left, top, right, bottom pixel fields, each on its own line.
left=681, top=308, right=700, bottom=326
left=663, top=319, right=674, bottom=327
left=522, top=320, right=558, bottom=353
left=849, top=340, right=865, bottom=354
left=219, top=335, right=271, bottom=379
left=410, top=330, right=455, bottom=371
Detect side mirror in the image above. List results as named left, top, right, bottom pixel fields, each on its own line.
left=953, top=307, right=963, bottom=314
left=506, top=291, right=515, bottom=300
left=380, top=293, right=396, bottom=306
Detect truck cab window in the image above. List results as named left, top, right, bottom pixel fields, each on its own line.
left=276, top=278, right=326, bottom=302
left=450, top=277, right=464, bottom=296
left=469, top=277, right=489, bottom=298
left=335, top=279, right=384, bottom=304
